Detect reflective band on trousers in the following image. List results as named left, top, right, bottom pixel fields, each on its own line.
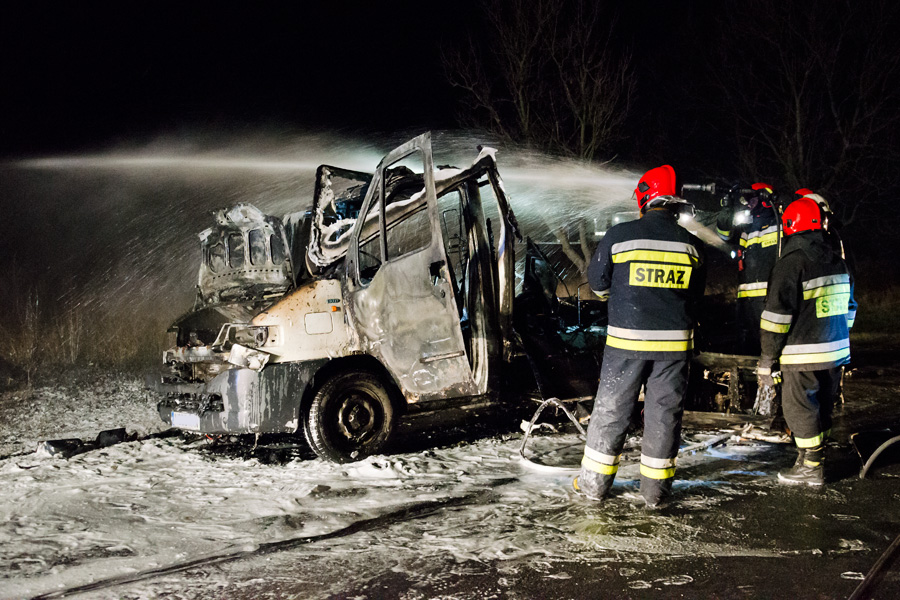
left=582, top=456, right=618, bottom=475
left=606, top=326, right=693, bottom=352
left=585, top=446, right=620, bottom=465
left=582, top=447, right=621, bottom=476
left=795, top=432, right=824, bottom=449
left=780, top=339, right=850, bottom=365
left=641, top=455, right=677, bottom=479
left=640, top=464, right=676, bottom=479
left=593, top=288, right=610, bottom=300
left=737, top=281, right=768, bottom=298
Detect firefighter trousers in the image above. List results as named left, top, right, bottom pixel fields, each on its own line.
left=782, top=367, right=842, bottom=449
left=578, top=353, right=689, bottom=505
left=737, top=296, right=766, bottom=355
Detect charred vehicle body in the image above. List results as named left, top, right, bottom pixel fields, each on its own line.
left=152, top=133, right=756, bottom=462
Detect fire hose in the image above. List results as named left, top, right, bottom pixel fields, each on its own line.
left=519, top=397, right=732, bottom=473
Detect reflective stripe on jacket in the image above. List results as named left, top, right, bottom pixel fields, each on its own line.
left=588, top=208, right=706, bottom=360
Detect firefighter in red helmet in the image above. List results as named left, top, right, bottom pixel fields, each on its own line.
left=716, top=182, right=781, bottom=355
left=758, top=197, right=857, bottom=485
left=574, top=165, right=706, bottom=508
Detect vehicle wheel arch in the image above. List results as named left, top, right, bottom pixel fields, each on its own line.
left=301, top=355, right=406, bottom=417
left=298, top=355, right=406, bottom=462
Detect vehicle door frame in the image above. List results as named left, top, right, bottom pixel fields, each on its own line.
left=344, top=132, right=486, bottom=403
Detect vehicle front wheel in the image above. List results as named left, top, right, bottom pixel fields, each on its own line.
left=304, top=370, right=396, bottom=463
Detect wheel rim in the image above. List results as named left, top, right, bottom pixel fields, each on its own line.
left=336, top=391, right=380, bottom=445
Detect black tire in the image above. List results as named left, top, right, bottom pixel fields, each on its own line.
left=304, top=369, right=396, bottom=463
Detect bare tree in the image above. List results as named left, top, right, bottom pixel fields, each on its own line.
left=442, top=0, right=555, bottom=143
left=2, top=287, right=43, bottom=388
left=554, top=219, right=595, bottom=282
left=710, top=0, right=900, bottom=227
left=0, top=262, right=43, bottom=386
left=442, top=0, right=634, bottom=161
left=546, top=2, right=634, bottom=161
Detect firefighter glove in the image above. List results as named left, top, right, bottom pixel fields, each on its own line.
left=757, top=358, right=781, bottom=387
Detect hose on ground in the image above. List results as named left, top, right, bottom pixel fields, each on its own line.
left=518, top=397, right=732, bottom=472
left=518, top=397, right=587, bottom=473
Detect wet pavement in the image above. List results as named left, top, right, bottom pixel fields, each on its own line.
left=164, top=337, right=900, bottom=599
left=3, top=336, right=899, bottom=600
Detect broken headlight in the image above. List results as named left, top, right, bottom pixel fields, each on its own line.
left=237, top=326, right=269, bottom=347
left=215, top=324, right=278, bottom=350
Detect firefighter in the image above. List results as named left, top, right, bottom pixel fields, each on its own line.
left=574, top=165, right=706, bottom=508
left=758, top=197, right=857, bottom=486
left=716, top=182, right=781, bottom=355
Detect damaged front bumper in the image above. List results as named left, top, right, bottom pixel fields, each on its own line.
left=149, top=360, right=327, bottom=435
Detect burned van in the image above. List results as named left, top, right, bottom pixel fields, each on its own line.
left=152, top=133, right=611, bottom=461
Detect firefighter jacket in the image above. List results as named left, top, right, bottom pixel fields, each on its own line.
left=588, top=207, right=706, bottom=360
left=717, top=203, right=781, bottom=300
left=760, top=231, right=857, bottom=371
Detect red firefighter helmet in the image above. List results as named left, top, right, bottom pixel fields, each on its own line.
left=635, top=165, right=676, bottom=212
left=795, top=187, right=831, bottom=212
left=782, top=197, right=823, bottom=235
left=751, top=182, right=774, bottom=195
left=750, top=182, right=774, bottom=206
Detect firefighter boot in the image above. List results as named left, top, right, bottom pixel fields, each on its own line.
left=641, top=477, right=673, bottom=509
left=573, top=467, right=612, bottom=502
left=778, top=446, right=824, bottom=486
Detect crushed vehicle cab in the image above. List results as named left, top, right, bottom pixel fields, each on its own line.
left=152, top=132, right=757, bottom=463
left=153, top=133, right=587, bottom=462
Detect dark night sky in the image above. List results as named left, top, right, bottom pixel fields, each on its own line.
left=0, top=2, right=717, bottom=157
left=0, top=2, right=484, bottom=155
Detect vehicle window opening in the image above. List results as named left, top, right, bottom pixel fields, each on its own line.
left=386, top=203, right=431, bottom=260
left=228, top=233, right=245, bottom=268
left=270, top=233, right=285, bottom=265
left=358, top=150, right=428, bottom=285
left=357, top=188, right=384, bottom=285
left=209, top=242, right=226, bottom=273
left=249, top=229, right=266, bottom=266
